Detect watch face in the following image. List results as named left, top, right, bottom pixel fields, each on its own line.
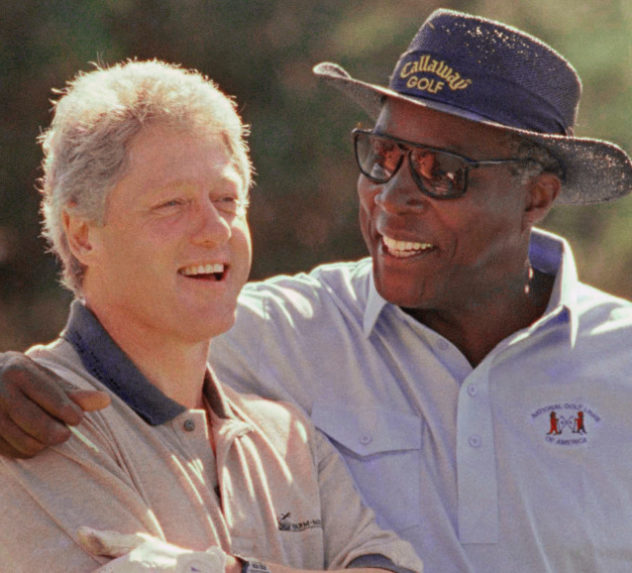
left=242, top=560, right=271, bottom=573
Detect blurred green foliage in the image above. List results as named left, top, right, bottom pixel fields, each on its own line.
left=1, top=0, right=631, bottom=350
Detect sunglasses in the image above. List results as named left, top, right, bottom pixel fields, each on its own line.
left=352, top=128, right=531, bottom=199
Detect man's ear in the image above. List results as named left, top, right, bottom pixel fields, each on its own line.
left=522, top=172, right=561, bottom=231
left=62, top=209, right=96, bottom=265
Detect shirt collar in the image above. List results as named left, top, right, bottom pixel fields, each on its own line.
left=363, top=228, right=580, bottom=342
left=364, top=276, right=387, bottom=336
left=61, top=300, right=233, bottom=425
left=528, top=228, right=579, bottom=344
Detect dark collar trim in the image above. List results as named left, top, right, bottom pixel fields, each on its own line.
left=62, top=300, right=186, bottom=426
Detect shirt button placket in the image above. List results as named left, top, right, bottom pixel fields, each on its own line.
left=457, top=369, right=499, bottom=543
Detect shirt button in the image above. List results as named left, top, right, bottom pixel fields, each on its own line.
left=467, top=385, right=478, bottom=397
left=183, top=419, right=196, bottom=432
left=468, top=435, right=482, bottom=448
left=359, top=434, right=373, bottom=445
left=437, top=339, right=449, bottom=351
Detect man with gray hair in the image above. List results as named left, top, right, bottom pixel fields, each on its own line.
left=0, top=59, right=421, bottom=573
left=2, top=9, right=632, bottom=572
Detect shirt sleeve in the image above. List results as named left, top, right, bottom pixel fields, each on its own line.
left=0, top=416, right=166, bottom=570
left=312, top=430, right=423, bottom=573
left=348, top=553, right=419, bottom=573
left=210, top=279, right=337, bottom=412
left=210, top=283, right=307, bottom=405
left=90, top=538, right=226, bottom=572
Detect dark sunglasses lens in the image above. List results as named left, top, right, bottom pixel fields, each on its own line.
left=409, top=148, right=467, bottom=197
left=356, top=132, right=467, bottom=197
left=355, top=133, right=401, bottom=183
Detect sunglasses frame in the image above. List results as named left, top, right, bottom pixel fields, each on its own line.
left=352, top=128, right=531, bottom=200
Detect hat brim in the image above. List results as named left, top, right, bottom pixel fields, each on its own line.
left=313, top=61, right=632, bottom=205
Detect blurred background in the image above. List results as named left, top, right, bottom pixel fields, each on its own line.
left=1, top=0, right=631, bottom=350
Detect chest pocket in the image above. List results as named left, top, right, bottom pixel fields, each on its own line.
left=312, top=401, right=422, bottom=533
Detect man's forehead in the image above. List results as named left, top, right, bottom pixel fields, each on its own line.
left=376, top=97, right=515, bottom=154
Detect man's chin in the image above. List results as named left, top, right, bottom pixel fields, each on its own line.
left=373, top=278, right=428, bottom=310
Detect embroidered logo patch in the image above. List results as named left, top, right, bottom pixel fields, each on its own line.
left=277, top=512, right=322, bottom=532
left=531, top=402, right=601, bottom=446
left=396, top=53, right=473, bottom=95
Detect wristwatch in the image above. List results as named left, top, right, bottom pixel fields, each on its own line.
left=240, top=558, right=272, bottom=573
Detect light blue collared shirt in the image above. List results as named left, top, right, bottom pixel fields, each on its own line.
left=211, top=229, right=632, bottom=572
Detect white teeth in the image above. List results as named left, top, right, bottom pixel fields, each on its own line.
left=180, top=263, right=225, bottom=276
left=382, top=235, right=433, bottom=257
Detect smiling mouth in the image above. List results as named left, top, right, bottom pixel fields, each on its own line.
left=178, top=263, right=227, bottom=281
left=381, top=235, right=435, bottom=258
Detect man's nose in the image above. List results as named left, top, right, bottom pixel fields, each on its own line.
left=374, top=156, right=428, bottom=214
left=191, top=199, right=232, bottom=245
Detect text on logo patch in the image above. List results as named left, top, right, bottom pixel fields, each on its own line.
left=398, top=54, right=472, bottom=94
left=531, top=402, right=601, bottom=447
left=277, top=512, right=322, bottom=532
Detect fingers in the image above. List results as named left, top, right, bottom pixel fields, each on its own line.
left=0, top=353, right=110, bottom=458
left=0, top=351, right=93, bottom=457
left=0, top=395, right=74, bottom=457
left=77, top=526, right=149, bottom=557
left=0, top=353, right=85, bottom=425
left=0, top=411, right=70, bottom=458
left=68, top=390, right=111, bottom=412
left=0, top=428, right=54, bottom=459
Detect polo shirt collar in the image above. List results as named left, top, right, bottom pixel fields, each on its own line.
left=364, top=275, right=386, bottom=336
left=528, top=228, right=579, bottom=345
left=363, top=228, right=579, bottom=343
left=61, top=300, right=233, bottom=425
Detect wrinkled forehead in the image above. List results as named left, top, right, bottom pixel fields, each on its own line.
left=124, top=122, right=250, bottom=193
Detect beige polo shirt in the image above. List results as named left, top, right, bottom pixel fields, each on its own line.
left=0, top=302, right=421, bottom=572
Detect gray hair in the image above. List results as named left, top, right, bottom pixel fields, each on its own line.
left=509, top=136, right=565, bottom=184
left=39, top=59, right=253, bottom=295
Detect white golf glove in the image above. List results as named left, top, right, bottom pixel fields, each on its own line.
left=78, top=526, right=227, bottom=573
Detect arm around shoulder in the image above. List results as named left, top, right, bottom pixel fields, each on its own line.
left=0, top=350, right=109, bottom=458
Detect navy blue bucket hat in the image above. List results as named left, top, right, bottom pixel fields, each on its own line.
left=313, top=8, right=632, bottom=205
